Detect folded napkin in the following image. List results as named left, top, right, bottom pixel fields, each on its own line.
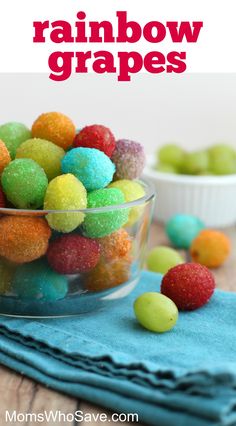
left=0, top=271, right=235, bottom=426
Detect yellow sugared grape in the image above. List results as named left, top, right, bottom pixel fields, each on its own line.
left=44, top=174, right=87, bottom=233
left=16, top=138, right=65, bottom=181
left=109, top=179, right=145, bottom=226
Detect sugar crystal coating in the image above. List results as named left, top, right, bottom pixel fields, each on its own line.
left=0, top=140, right=11, bottom=174
left=47, top=234, right=100, bottom=274
left=190, top=229, right=231, bottom=268
left=161, top=263, right=215, bottom=311
left=0, top=113, right=147, bottom=303
left=16, top=138, right=65, bottom=181
left=1, top=158, right=48, bottom=209
left=73, top=124, right=116, bottom=157
left=84, top=256, right=131, bottom=292
left=44, top=174, right=87, bottom=233
left=0, top=216, right=51, bottom=263
left=109, top=179, right=145, bottom=226
left=99, top=229, right=132, bottom=261
left=12, top=259, right=68, bottom=301
left=166, top=214, right=205, bottom=249
left=61, top=147, right=115, bottom=191
left=82, top=188, right=129, bottom=238
left=112, top=139, right=145, bottom=180
left=0, top=122, right=31, bottom=159
left=32, top=112, right=76, bottom=150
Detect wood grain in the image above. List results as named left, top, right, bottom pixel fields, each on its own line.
left=0, top=222, right=235, bottom=426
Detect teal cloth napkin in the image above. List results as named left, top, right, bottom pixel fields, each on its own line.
left=0, top=270, right=235, bottom=426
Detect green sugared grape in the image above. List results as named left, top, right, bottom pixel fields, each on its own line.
left=181, top=150, right=209, bottom=175
left=0, top=122, right=31, bottom=159
left=158, top=144, right=185, bottom=169
left=134, top=292, right=178, bottom=333
left=208, top=144, right=236, bottom=175
left=1, top=159, right=48, bottom=209
left=155, top=163, right=178, bottom=174
left=147, top=246, right=184, bottom=274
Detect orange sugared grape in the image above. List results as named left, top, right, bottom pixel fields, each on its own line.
left=32, top=112, right=76, bottom=150
left=0, top=140, right=11, bottom=174
left=0, top=216, right=51, bottom=263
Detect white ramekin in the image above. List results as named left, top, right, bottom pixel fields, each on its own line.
left=143, top=157, right=236, bottom=227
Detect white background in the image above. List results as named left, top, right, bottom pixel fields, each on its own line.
left=0, top=73, right=235, bottom=154
left=0, top=0, right=236, bottom=72
left=1, top=1, right=235, bottom=154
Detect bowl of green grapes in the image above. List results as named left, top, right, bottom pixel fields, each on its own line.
left=144, top=143, right=236, bottom=227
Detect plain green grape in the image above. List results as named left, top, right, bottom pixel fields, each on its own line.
left=134, top=292, right=178, bottom=333
left=210, top=156, right=236, bottom=175
left=155, top=143, right=236, bottom=176
left=181, top=150, right=209, bottom=175
left=208, top=143, right=236, bottom=158
left=146, top=246, right=184, bottom=274
left=158, top=144, right=185, bottom=169
left=208, top=144, right=236, bottom=175
left=155, top=163, right=178, bottom=174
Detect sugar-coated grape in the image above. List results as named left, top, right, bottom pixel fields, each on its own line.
left=109, top=179, right=145, bottom=226
left=166, top=214, right=205, bottom=249
left=0, top=140, right=11, bottom=174
left=16, top=138, right=65, bottom=181
left=112, top=139, right=145, bottom=180
left=161, top=263, right=215, bottom=311
left=0, top=122, right=31, bottom=159
left=61, top=147, right=115, bottom=191
left=99, top=229, right=132, bottom=261
left=134, top=292, right=178, bottom=332
left=12, top=259, right=68, bottom=301
left=47, top=234, right=100, bottom=274
left=0, top=216, right=51, bottom=263
left=73, top=124, right=116, bottom=157
left=1, top=158, right=48, bottom=209
left=32, top=112, right=76, bottom=150
left=181, top=150, right=209, bottom=175
left=82, top=188, right=129, bottom=238
left=158, top=144, right=185, bottom=169
left=84, top=257, right=131, bottom=292
left=190, top=229, right=231, bottom=268
left=147, top=246, right=184, bottom=274
left=44, top=174, right=87, bottom=233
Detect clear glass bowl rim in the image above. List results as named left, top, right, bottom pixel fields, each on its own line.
left=0, top=179, right=155, bottom=215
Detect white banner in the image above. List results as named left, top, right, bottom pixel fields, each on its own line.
left=0, top=0, right=235, bottom=76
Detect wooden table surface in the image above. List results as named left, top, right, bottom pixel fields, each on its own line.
left=0, top=222, right=235, bottom=426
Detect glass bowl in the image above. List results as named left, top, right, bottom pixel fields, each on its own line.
left=0, top=179, right=155, bottom=317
